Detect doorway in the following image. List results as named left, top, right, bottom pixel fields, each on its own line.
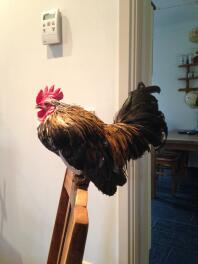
left=150, top=1, right=198, bottom=264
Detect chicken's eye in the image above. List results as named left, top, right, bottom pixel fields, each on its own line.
left=44, top=102, right=51, bottom=107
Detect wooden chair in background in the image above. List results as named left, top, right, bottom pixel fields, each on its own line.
left=47, top=169, right=90, bottom=264
left=154, top=150, right=188, bottom=197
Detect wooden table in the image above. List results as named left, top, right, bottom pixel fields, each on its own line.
left=151, top=130, right=198, bottom=198
left=165, top=130, right=198, bottom=151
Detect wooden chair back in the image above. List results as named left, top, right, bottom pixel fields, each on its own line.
left=47, top=169, right=89, bottom=264
left=155, top=150, right=188, bottom=195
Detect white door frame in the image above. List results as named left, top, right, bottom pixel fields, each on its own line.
left=118, top=1, right=153, bottom=263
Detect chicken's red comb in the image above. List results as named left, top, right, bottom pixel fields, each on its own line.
left=36, top=85, right=64, bottom=104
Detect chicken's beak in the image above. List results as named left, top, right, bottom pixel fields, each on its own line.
left=35, top=104, right=42, bottom=109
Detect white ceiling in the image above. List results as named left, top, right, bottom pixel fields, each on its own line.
left=153, top=0, right=198, bottom=9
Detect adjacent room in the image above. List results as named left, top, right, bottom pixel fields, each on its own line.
left=150, top=1, right=198, bottom=263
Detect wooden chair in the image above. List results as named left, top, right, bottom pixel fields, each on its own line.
left=47, top=169, right=90, bottom=264
left=154, top=150, right=188, bottom=197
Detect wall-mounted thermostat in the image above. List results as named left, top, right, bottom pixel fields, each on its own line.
left=41, top=9, right=62, bottom=45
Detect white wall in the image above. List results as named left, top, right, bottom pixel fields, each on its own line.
left=0, top=1, right=119, bottom=263
left=153, top=3, right=198, bottom=131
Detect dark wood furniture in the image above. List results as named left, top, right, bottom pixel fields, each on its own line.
left=151, top=130, right=198, bottom=198
left=47, top=169, right=89, bottom=264
left=155, top=150, right=186, bottom=197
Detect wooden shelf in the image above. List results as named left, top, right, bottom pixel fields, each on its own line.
left=178, top=62, right=198, bottom=67
left=178, top=77, right=198, bottom=80
left=178, top=62, right=198, bottom=93
left=178, top=88, right=198, bottom=92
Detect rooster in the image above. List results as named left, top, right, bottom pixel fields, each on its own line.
left=36, top=83, right=167, bottom=195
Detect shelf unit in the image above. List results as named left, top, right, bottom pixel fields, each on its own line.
left=178, top=77, right=198, bottom=81
left=178, top=62, right=198, bottom=93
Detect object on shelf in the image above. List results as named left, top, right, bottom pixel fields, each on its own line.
left=194, top=71, right=198, bottom=78
left=188, top=72, right=193, bottom=79
left=193, top=56, right=198, bottom=64
left=180, top=54, right=190, bottom=65
left=188, top=54, right=193, bottom=64
left=179, top=54, right=195, bottom=65
left=192, top=49, right=198, bottom=63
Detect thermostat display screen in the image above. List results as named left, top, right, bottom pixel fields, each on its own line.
left=43, top=13, right=55, bottom=20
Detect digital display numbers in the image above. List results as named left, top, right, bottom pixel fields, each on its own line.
left=43, top=13, right=55, bottom=20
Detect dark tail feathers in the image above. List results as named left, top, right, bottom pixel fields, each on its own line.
left=115, top=82, right=168, bottom=159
